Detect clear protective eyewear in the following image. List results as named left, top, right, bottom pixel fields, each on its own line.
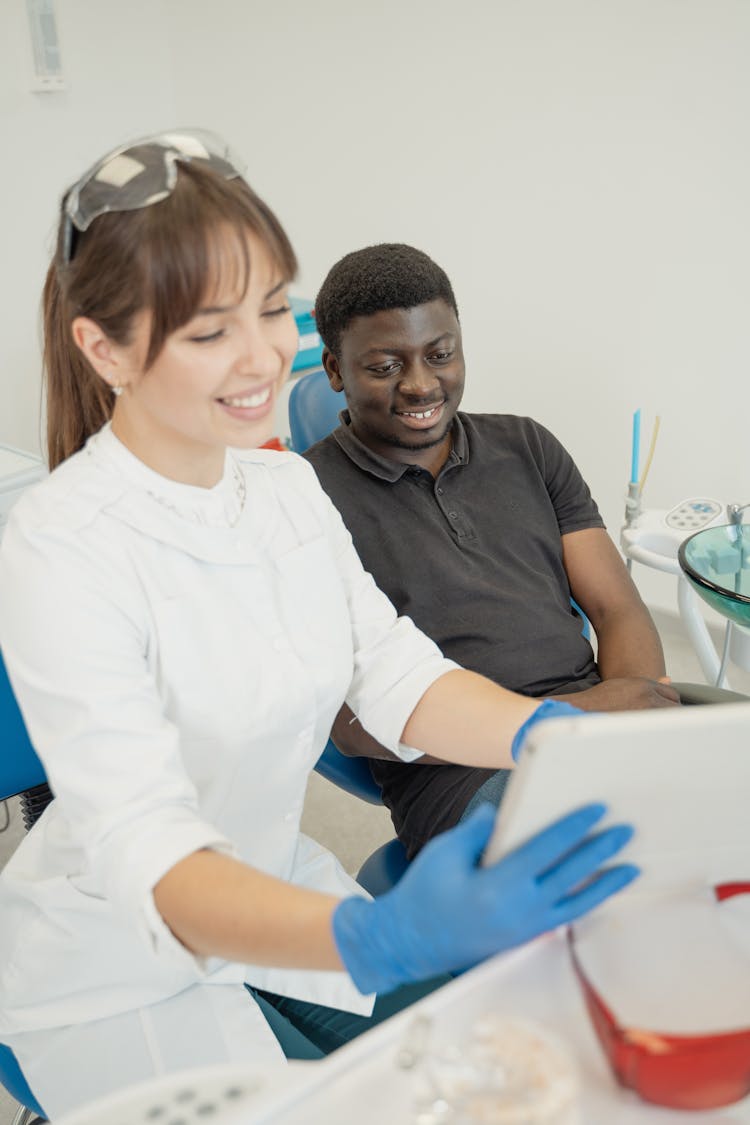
left=61, top=128, right=245, bottom=265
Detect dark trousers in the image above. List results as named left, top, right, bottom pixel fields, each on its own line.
left=247, top=975, right=450, bottom=1059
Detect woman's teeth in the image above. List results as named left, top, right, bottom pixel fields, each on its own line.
left=221, top=388, right=271, bottom=408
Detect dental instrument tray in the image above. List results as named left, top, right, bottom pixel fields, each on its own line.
left=483, top=704, right=750, bottom=1110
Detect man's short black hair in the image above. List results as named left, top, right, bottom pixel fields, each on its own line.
left=314, top=243, right=459, bottom=357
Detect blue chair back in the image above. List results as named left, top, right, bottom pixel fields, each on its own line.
left=0, top=1043, right=45, bottom=1119
left=288, top=368, right=405, bottom=888
left=316, top=739, right=408, bottom=892
left=0, top=653, right=48, bottom=1116
left=288, top=368, right=345, bottom=454
left=0, top=650, right=46, bottom=801
left=314, top=740, right=383, bottom=805
left=287, top=372, right=383, bottom=804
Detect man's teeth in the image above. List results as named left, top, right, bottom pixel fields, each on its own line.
left=401, top=406, right=440, bottom=419
left=222, top=388, right=271, bottom=408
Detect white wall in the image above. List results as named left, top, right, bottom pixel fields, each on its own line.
left=0, top=0, right=179, bottom=452
left=1, top=0, right=748, bottom=614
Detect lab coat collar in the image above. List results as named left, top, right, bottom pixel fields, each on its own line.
left=106, top=490, right=269, bottom=566
left=82, top=428, right=276, bottom=566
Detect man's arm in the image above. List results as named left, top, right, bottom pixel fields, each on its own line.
left=331, top=526, right=679, bottom=756
left=556, top=527, right=679, bottom=710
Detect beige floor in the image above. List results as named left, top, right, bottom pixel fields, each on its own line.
left=0, top=609, right=748, bottom=1122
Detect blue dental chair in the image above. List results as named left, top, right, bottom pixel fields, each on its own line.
left=288, top=370, right=410, bottom=893
left=287, top=367, right=344, bottom=455
left=0, top=651, right=50, bottom=1124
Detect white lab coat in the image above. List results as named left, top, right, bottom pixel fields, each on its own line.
left=0, top=428, right=457, bottom=1096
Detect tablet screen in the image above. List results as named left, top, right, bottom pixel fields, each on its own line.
left=482, top=701, right=750, bottom=894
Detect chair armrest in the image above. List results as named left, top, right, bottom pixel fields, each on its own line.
left=671, top=681, right=749, bottom=706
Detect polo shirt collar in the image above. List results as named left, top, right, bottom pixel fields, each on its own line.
left=331, top=410, right=469, bottom=481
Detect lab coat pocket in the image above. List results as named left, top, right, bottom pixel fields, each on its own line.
left=149, top=581, right=274, bottom=745
left=274, top=536, right=353, bottom=662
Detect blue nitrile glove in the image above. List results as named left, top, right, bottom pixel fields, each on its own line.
left=333, top=802, right=638, bottom=995
left=511, top=698, right=583, bottom=762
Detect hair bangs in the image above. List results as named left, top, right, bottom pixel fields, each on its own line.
left=139, top=164, right=298, bottom=368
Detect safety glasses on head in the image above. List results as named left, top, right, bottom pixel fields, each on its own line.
left=61, top=128, right=245, bottom=265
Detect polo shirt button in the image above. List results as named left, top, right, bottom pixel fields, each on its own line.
left=437, top=487, right=444, bottom=495
left=448, top=511, right=458, bottom=519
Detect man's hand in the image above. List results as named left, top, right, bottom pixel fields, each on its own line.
left=548, top=677, right=680, bottom=712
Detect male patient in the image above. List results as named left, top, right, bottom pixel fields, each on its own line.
left=304, top=243, right=678, bottom=859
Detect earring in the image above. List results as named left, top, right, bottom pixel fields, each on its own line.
left=111, top=383, right=123, bottom=397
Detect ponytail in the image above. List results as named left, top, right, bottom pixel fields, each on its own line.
left=42, top=263, right=115, bottom=471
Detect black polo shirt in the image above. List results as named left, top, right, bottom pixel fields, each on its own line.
left=304, top=411, right=604, bottom=857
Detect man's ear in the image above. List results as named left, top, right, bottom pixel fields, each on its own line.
left=322, top=348, right=345, bottom=393
left=71, top=316, right=130, bottom=392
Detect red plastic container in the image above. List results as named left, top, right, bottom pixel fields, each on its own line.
left=569, top=883, right=750, bottom=1110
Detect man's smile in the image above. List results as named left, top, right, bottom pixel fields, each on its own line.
left=394, top=400, right=446, bottom=428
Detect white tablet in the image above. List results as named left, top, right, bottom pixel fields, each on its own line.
left=482, top=701, right=750, bottom=892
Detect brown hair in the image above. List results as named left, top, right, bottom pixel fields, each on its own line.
left=44, top=161, right=297, bottom=469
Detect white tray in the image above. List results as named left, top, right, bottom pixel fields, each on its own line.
left=254, top=936, right=750, bottom=1124
left=55, top=937, right=750, bottom=1123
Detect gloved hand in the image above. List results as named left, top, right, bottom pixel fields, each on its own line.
left=333, top=802, right=638, bottom=995
left=511, top=698, right=584, bottom=761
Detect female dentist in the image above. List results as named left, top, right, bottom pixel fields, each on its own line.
left=0, top=130, right=638, bottom=1118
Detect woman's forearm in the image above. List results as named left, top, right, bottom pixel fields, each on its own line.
left=331, top=704, right=448, bottom=764
left=402, top=670, right=537, bottom=769
left=154, top=849, right=344, bottom=969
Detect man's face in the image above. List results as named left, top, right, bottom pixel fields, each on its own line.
left=324, top=299, right=465, bottom=462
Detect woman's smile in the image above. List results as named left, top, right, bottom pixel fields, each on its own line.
left=216, top=381, right=277, bottom=420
